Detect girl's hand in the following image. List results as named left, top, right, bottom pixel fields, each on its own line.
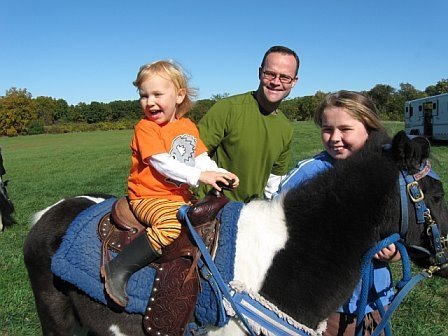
left=374, top=244, right=401, bottom=262
left=199, top=171, right=239, bottom=191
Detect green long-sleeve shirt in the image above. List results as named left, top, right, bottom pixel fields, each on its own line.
left=197, top=92, right=293, bottom=202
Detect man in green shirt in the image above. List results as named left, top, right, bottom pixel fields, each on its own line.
left=197, top=46, right=299, bottom=202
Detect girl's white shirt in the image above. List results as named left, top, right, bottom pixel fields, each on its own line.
left=149, top=152, right=228, bottom=187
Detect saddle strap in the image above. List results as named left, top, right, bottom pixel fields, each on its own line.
left=143, top=219, right=219, bottom=336
left=143, top=257, right=200, bottom=336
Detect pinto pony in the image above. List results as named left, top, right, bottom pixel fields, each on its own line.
left=24, top=131, right=448, bottom=336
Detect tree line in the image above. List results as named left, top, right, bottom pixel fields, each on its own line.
left=1, top=79, right=447, bottom=136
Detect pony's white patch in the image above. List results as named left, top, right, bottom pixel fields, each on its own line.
left=75, top=195, right=106, bottom=204
left=233, top=197, right=287, bottom=290
left=30, top=199, right=65, bottom=226
left=209, top=197, right=288, bottom=336
left=30, top=195, right=106, bottom=226
left=108, top=324, right=129, bottom=336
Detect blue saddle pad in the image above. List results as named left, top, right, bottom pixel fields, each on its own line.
left=51, top=197, right=242, bottom=325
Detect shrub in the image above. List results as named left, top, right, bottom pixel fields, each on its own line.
left=6, top=127, right=18, bottom=137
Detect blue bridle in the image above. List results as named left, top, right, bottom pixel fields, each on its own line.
left=399, top=160, right=447, bottom=266
left=357, top=160, right=448, bottom=336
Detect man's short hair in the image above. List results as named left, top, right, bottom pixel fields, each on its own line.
left=260, top=46, right=300, bottom=76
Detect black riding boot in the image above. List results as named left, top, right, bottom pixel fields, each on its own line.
left=102, top=233, right=160, bottom=307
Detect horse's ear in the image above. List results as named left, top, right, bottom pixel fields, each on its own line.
left=411, top=136, right=431, bottom=159
left=391, top=130, right=430, bottom=172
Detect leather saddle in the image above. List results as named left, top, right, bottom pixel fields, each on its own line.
left=97, top=188, right=230, bottom=335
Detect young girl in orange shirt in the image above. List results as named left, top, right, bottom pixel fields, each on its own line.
left=102, top=60, right=239, bottom=308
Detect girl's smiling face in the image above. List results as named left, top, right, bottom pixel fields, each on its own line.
left=321, top=106, right=369, bottom=160
left=138, top=73, right=185, bottom=125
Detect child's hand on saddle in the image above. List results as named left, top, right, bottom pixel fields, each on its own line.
left=199, top=171, right=239, bottom=191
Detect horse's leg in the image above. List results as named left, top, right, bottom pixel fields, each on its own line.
left=24, top=226, right=77, bottom=335
left=24, top=198, right=97, bottom=335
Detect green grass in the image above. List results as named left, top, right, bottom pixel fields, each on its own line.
left=1, top=122, right=448, bottom=335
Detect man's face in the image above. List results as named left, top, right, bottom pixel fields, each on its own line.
left=258, top=52, right=298, bottom=104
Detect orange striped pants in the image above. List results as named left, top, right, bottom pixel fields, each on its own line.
left=129, top=198, right=188, bottom=251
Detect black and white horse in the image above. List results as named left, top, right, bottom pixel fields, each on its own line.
left=23, top=131, right=448, bottom=335
left=0, top=147, right=15, bottom=231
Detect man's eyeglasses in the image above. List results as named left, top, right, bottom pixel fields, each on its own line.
left=261, top=70, right=295, bottom=84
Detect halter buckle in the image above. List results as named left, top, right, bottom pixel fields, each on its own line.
left=441, top=235, right=448, bottom=249
left=407, top=181, right=424, bottom=202
left=425, top=265, right=441, bottom=277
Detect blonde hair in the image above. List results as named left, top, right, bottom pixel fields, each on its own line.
left=314, top=90, right=384, bottom=133
left=133, top=60, right=197, bottom=118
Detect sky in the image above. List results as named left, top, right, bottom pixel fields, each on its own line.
left=1, top=0, right=447, bottom=106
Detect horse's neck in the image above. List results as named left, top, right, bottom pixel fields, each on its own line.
left=233, top=198, right=288, bottom=292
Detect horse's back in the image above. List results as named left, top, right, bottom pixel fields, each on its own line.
left=25, top=196, right=102, bottom=256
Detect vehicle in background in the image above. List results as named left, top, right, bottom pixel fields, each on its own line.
left=405, top=93, right=448, bottom=140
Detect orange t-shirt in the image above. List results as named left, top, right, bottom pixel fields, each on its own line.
left=128, top=118, right=208, bottom=202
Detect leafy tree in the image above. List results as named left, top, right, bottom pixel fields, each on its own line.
left=435, top=78, right=448, bottom=94
left=368, top=84, right=395, bottom=109
left=384, top=83, right=426, bottom=121
left=189, top=99, right=215, bottom=123
left=425, top=85, right=439, bottom=97
left=280, top=98, right=300, bottom=121
left=425, top=78, right=448, bottom=96
left=31, top=96, right=69, bottom=127
left=54, top=99, right=69, bottom=121
left=283, top=91, right=326, bottom=121
left=314, top=91, right=327, bottom=106
left=366, top=84, right=397, bottom=120
left=35, top=96, right=57, bottom=125
left=397, top=83, right=425, bottom=102
left=0, top=87, right=37, bottom=136
left=210, top=93, right=229, bottom=101
left=109, top=100, right=141, bottom=120
left=85, top=102, right=110, bottom=123
left=65, top=103, right=87, bottom=123
left=294, top=96, right=315, bottom=121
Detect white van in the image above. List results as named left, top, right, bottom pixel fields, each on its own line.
left=404, top=93, right=448, bottom=140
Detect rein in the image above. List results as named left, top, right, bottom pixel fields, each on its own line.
left=356, top=160, right=448, bottom=336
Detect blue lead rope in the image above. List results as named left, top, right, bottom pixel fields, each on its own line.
left=356, top=234, right=431, bottom=336
left=356, top=234, right=400, bottom=336
left=370, top=270, right=430, bottom=336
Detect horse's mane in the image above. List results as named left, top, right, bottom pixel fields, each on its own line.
left=261, top=130, right=400, bottom=328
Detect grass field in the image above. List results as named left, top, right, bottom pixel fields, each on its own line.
left=1, top=121, right=448, bottom=335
